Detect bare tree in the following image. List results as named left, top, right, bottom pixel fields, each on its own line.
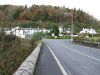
left=0, top=10, right=6, bottom=50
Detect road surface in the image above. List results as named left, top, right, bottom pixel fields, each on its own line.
left=36, top=39, right=100, bottom=75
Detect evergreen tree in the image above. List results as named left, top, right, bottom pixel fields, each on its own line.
left=51, top=24, right=59, bottom=36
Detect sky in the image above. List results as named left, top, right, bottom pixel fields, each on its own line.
left=0, top=0, right=100, bottom=20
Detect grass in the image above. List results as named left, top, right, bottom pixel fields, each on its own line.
left=45, top=35, right=71, bottom=39
left=45, top=35, right=55, bottom=39
left=57, top=36, right=71, bottom=39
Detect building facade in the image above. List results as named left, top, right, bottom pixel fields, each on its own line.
left=4, top=27, right=50, bottom=38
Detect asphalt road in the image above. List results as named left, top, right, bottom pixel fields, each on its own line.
left=37, top=39, right=100, bottom=75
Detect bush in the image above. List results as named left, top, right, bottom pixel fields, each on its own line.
left=85, top=37, right=100, bottom=42
left=31, top=32, right=44, bottom=43
left=0, top=35, right=36, bottom=75
left=0, top=34, right=21, bottom=51
left=4, top=35, right=16, bottom=42
left=73, top=36, right=85, bottom=43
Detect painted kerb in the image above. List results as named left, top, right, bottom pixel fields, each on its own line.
left=13, top=43, right=42, bottom=75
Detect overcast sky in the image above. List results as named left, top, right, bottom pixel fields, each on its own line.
left=0, top=0, right=100, bottom=20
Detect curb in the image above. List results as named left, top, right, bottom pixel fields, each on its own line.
left=13, top=43, right=42, bottom=75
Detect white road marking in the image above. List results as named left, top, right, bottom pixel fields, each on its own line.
left=46, top=44, right=68, bottom=75
left=61, top=43, right=100, bottom=62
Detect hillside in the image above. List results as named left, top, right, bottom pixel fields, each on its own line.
left=0, top=5, right=100, bottom=33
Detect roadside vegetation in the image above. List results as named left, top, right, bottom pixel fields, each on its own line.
left=73, top=34, right=100, bottom=43
left=0, top=4, right=100, bottom=74
left=73, top=34, right=100, bottom=48
left=45, top=35, right=71, bottom=39
left=0, top=32, right=43, bottom=75
left=31, top=32, right=44, bottom=44
left=44, top=24, right=71, bottom=39
left=45, top=33, right=71, bottom=39
left=85, top=37, right=100, bottom=42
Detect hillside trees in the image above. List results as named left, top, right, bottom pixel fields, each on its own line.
left=0, top=5, right=99, bottom=32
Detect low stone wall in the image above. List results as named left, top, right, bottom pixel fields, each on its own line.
left=13, top=43, right=42, bottom=75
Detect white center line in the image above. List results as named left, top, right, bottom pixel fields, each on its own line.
left=46, top=44, right=68, bottom=75
left=61, top=43, right=100, bottom=62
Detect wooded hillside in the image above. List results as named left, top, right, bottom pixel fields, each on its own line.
left=0, top=5, right=100, bottom=32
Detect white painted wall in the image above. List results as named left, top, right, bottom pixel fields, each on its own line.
left=5, top=27, right=50, bottom=38
left=80, top=28, right=96, bottom=34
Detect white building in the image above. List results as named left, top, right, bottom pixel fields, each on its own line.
left=59, top=26, right=70, bottom=34
left=80, top=28, right=96, bottom=34
left=4, top=27, right=50, bottom=38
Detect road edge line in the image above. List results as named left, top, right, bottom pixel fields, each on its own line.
left=46, top=44, right=68, bottom=75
